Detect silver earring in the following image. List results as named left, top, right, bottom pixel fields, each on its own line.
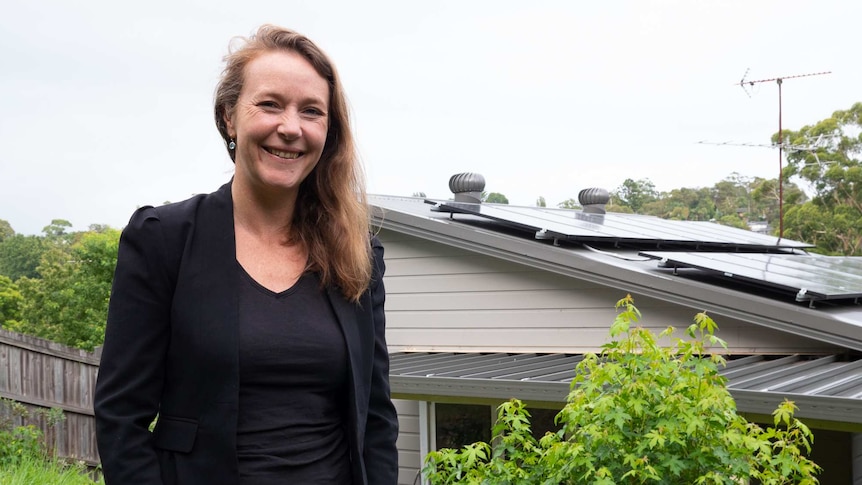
left=228, top=140, right=236, bottom=150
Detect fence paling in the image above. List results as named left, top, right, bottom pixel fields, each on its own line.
left=0, top=328, right=100, bottom=465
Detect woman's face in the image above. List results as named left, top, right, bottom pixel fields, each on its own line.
left=225, top=50, right=330, bottom=198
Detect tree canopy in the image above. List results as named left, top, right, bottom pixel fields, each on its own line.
left=0, top=235, right=47, bottom=281
left=0, top=221, right=120, bottom=350
left=0, top=275, right=23, bottom=325
left=611, top=178, right=659, bottom=214
left=0, top=219, right=13, bottom=242
left=557, top=198, right=581, bottom=210
left=780, top=102, right=862, bottom=255
left=484, top=192, right=510, bottom=204
left=597, top=173, right=806, bottom=235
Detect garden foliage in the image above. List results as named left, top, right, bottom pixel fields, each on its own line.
left=424, top=296, right=820, bottom=484
left=0, top=398, right=101, bottom=483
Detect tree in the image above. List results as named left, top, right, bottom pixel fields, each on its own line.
left=779, top=102, right=862, bottom=255
left=783, top=203, right=860, bottom=255
left=557, top=198, right=580, bottom=210
left=412, top=192, right=427, bottom=198
left=711, top=174, right=750, bottom=219
left=13, top=229, right=120, bottom=350
left=0, top=275, right=23, bottom=326
left=0, top=219, right=13, bottom=242
left=716, top=214, right=748, bottom=230
left=425, top=296, right=820, bottom=484
left=749, top=177, right=806, bottom=228
left=88, top=224, right=112, bottom=233
left=0, top=235, right=46, bottom=281
left=611, top=178, right=659, bottom=213
left=614, top=173, right=806, bottom=230
left=641, top=187, right=714, bottom=221
left=41, top=219, right=73, bottom=239
left=484, top=192, right=509, bottom=204
left=536, top=196, right=546, bottom=208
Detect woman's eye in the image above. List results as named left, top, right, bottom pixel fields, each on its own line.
left=303, top=107, right=324, bottom=116
left=259, top=101, right=279, bottom=109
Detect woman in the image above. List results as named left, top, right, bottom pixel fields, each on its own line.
left=94, top=25, right=398, bottom=485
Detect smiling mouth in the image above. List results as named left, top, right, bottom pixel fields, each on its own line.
left=264, top=147, right=302, bottom=159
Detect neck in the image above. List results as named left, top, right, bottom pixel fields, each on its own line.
left=231, top=178, right=299, bottom=243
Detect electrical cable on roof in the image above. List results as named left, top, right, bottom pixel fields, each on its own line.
left=582, top=243, right=654, bottom=261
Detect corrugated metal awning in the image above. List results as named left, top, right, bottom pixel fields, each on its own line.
left=390, top=352, right=862, bottom=425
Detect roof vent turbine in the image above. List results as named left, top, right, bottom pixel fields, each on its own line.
left=578, top=188, right=610, bottom=214
left=449, top=173, right=486, bottom=204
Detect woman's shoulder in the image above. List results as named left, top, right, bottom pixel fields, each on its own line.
left=369, top=232, right=385, bottom=265
left=126, top=182, right=231, bottom=229
left=369, top=232, right=383, bottom=250
left=154, top=182, right=231, bottom=223
left=121, top=181, right=232, bottom=249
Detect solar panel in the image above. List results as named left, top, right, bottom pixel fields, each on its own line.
left=640, top=251, right=862, bottom=302
left=428, top=200, right=813, bottom=250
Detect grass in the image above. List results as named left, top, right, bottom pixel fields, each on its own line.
left=0, top=455, right=103, bottom=485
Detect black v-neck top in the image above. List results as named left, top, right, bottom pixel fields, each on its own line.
left=235, top=264, right=352, bottom=484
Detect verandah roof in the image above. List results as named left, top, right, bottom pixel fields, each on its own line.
left=390, top=351, right=862, bottom=426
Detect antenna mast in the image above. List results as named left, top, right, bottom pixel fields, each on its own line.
left=737, top=69, right=830, bottom=240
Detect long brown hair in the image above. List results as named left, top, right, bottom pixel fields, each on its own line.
left=214, top=25, right=371, bottom=302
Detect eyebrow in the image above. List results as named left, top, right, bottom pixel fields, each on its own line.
left=253, top=89, right=329, bottom=108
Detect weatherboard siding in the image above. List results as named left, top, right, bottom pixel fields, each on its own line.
left=393, top=399, right=421, bottom=485
left=379, top=230, right=836, bottom=354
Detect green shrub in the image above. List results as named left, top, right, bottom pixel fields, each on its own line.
left=0, top=398, right=100, bottom=483
left=0, top=424, right=45, bottom=467
left=424, top=295, right=821, bottom=484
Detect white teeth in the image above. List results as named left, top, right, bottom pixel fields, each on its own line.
left=267, top=148, right=300, bottom=159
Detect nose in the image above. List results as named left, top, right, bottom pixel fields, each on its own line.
left=277, top=110, right=302, bottom=139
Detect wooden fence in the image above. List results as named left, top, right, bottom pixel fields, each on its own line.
left=0, top=328, right=101, bottom=465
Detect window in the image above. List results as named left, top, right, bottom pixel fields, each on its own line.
left=527, top=407, right=560, bottom=440
left=433, top=403, right=562, bottom=450
left=434, top=403, right=491, bottom=450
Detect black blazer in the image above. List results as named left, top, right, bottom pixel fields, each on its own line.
left=94, top=182, right=398, bottom=485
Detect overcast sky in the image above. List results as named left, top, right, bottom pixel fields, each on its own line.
left=1, top=0, right=859, bottom=235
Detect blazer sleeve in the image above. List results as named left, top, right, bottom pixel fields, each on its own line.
left=363, top=236, right=400, bottom=484
left=95, top=207, right=175, bottom=484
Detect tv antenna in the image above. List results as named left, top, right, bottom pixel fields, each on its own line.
left=735, top=69, right=831, bottom=240
left=698, top=135, right=836, bottom=167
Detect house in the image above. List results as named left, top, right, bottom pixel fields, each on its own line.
left=371, top=174, right=862, bottom=484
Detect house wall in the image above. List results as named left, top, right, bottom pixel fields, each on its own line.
left=379, top=230, right=837, bottom=355
left=394, top=399, right=421, bottom=485
left=378, top=229, right=844, bottom=479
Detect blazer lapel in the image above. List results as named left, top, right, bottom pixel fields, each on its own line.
left=326, top=286, right=373, bottom=415
left=173, top=181, right=240, bottom=404
left=327, top=286, right=369, bottom=378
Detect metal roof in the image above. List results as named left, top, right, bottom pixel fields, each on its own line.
left=390, top=351, right=862, bottom=426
